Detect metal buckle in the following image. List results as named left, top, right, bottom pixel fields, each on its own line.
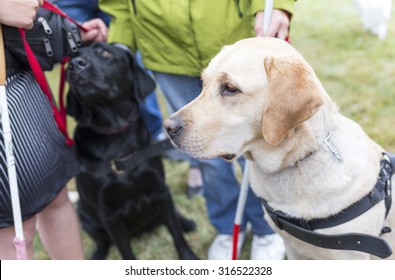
left=110, top=160, right=125, bottom=175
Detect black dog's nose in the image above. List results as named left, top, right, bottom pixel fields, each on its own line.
left=163, top=117, right=183, bottom=137
left=69, top=56, right=89, bottom=71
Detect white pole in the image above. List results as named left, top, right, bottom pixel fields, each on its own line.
left=0, top=94, right=24, bottom=239
left=0, top=24, right=27, bottom=259
left=234, top=160, right=250, bottom=225
left=232, top=160, right=250, bottom=259
left=263, top=0, right=275, bottom=34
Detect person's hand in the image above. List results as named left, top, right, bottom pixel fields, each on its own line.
left=254, top=9, right=291, bottom=40
left=0, top=0, right=43, bottom=29
left=80, top=18, right=108, bottom=43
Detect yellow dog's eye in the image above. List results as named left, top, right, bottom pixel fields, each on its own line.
left=222, top=83, right=241, bottom=96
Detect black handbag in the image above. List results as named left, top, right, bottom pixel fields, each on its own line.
left=3, top=7, right=81, bottom=71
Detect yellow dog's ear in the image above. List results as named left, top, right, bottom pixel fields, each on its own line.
left=262, top=56, right=324, bottom=145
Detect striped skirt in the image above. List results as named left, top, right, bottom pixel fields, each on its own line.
left=0, top=70, right=79, bottom=228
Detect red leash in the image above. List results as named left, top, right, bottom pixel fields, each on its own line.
left=18, top=0, right=89, bottom=146
left=59, top=57, right=70, bottom=122
left=42, top=1, right=88, bottom=32
left=18, top=28, right=74, bottom=146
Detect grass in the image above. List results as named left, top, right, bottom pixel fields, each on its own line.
left=37, top=0, right=395, bottom=259
left=291, top=0, right=395, bottom=150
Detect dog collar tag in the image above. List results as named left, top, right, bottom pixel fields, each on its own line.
left=324, top=132, right=343, bottom=162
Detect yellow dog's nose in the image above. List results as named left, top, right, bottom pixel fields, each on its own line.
left=163, top=117, right=183, bottom=137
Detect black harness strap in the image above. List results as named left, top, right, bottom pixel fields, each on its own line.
left=112, top=139, right=175, bottom=172
left=273, top=216, right=392, bottom=258
left=384, top=152, right=395, bottom=218
left=78, top=139, right=175, bottom=174
left=262, top=152, right=394, bottom=259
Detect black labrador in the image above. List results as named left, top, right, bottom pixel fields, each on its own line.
left=66, top=42, right=198, bottom=260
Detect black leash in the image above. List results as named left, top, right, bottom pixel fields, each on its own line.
left=262, top=152, right=394, bottom=259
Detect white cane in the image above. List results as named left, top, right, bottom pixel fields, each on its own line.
left=232, top=160, right=250, bottom=260
left=0, top=24, right=28, bottom=260
left=263, top=0, right=274, bottom=34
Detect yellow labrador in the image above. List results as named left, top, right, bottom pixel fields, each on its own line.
left=163, top=37, right=394, bottom=259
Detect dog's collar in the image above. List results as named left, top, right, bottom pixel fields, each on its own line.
left=295, top=132, right=342, bottom=166
left=263, top=152, right=394, bottom=258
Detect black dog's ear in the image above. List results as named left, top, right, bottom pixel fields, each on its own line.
left=129, top=54, right=156, bottom=102
left=66, top=90, right=82, bottom=121
left=112, top=43, right=156, bottom=102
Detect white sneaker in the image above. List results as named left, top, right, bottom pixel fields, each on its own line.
left=250, top=233, right=286, bottom=260
left=208, top=233, right=246, bottom=260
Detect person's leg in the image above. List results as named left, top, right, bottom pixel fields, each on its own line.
left=186, top=158, right=203, bottom=198
left=153, top=72, right=202, bottom=112
left=235, top=157, right=274, bottom=236
left=36, top=187, right=84, bottom=260
left=200, top=159, right=246, bottom=234
left=139, top=91, right=165, bottom=139
left=0, top=216, right=36, bottom=260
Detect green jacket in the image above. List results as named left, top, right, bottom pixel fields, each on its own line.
left=100, top=0, right=295, bottom=76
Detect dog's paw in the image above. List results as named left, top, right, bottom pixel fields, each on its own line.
left=179, top=249, right=199, bottom=260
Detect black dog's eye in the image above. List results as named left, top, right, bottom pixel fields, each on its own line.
left=221, top=83, right=241, bottom=96
left=100, top=49, right=112, bottom=58
left=95, top=48, right=113, bottom=58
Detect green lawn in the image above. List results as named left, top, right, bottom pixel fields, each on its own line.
left=37, top=0, right=395, bottom=259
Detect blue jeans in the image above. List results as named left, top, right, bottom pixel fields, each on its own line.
left=54, top=0, right=111, bottom=26
left=153, top=72, right=274, bottom=235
